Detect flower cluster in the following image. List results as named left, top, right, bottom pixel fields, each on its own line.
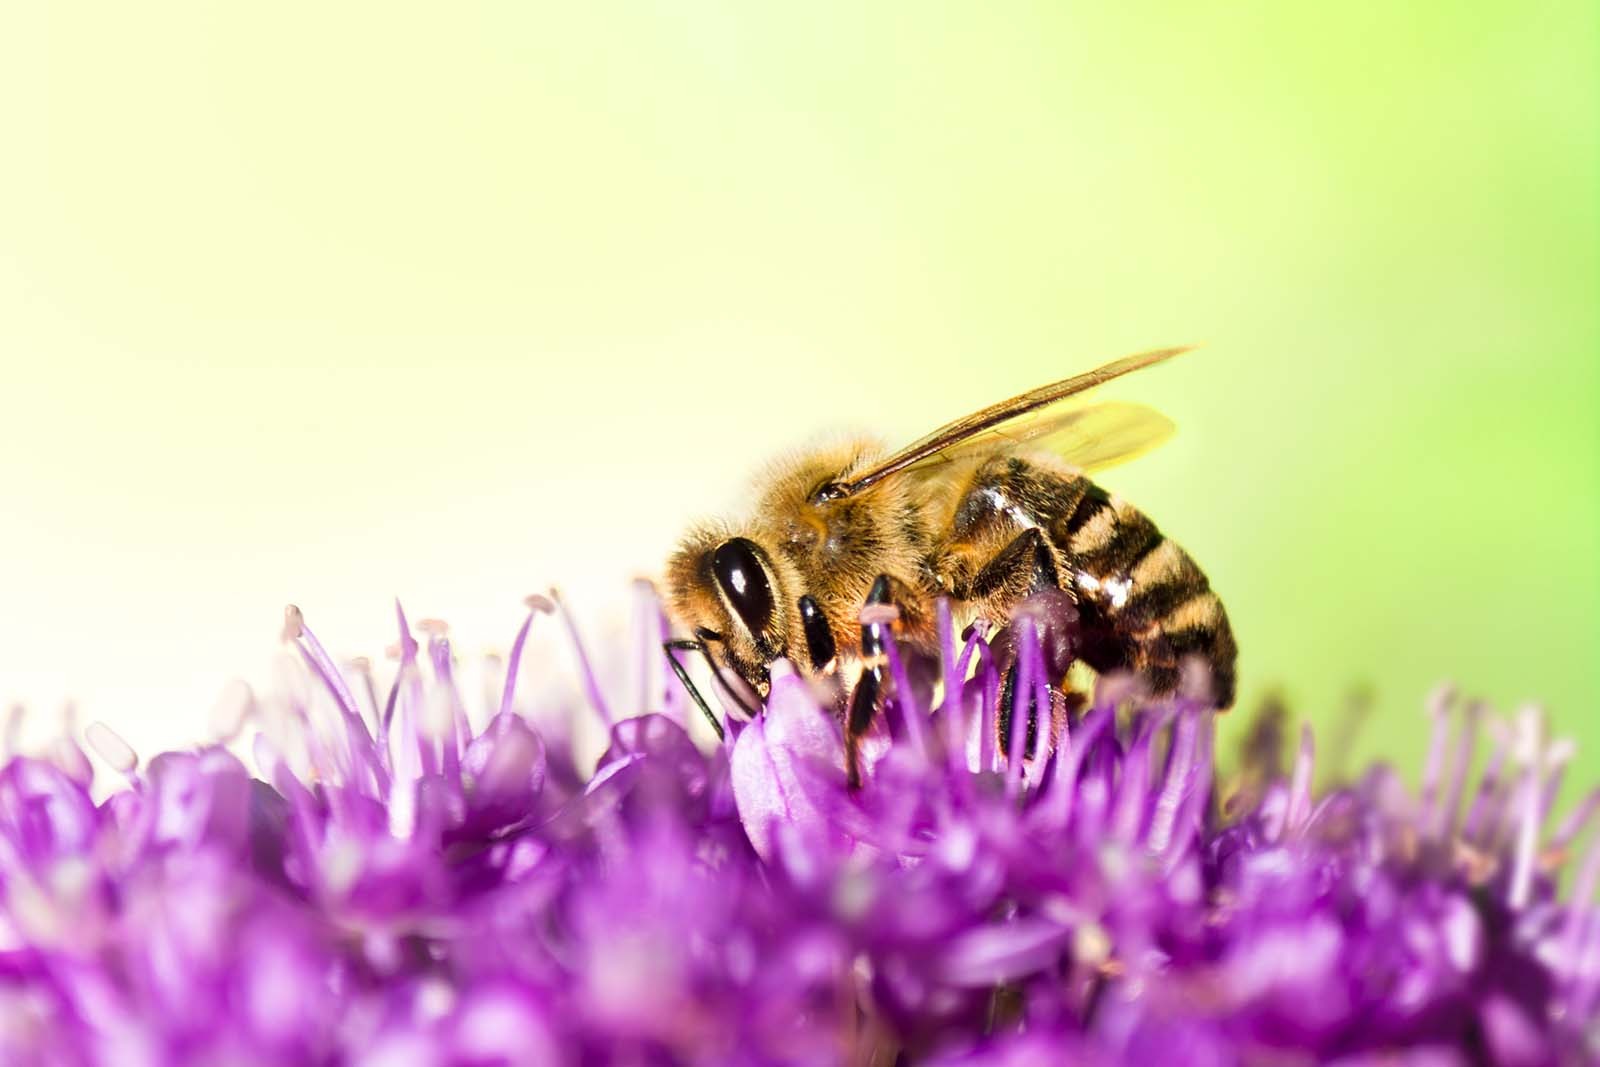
left=0, top=589, right=1596, bottom=1065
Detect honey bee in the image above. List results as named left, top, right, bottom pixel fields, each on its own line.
left=664, top=346, right=1236, bottom=753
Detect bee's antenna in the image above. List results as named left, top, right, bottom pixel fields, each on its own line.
left=662, top=639, right=726, bottom=742
left=683, top=630, right=766, bottom=721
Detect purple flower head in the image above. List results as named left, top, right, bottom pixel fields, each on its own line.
left=0, top=587, right=1594, bottom=1065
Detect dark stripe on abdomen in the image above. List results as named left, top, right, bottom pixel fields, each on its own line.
left=1047, top=480, right=1238, bottom=708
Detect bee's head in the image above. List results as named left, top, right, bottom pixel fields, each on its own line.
left=665, top=527, right=793, bottom=697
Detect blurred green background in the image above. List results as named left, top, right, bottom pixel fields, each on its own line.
left=1, top=4, right=1594, bottom=786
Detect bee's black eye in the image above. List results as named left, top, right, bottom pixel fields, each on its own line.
left=711, top=538, right=775, bottom=638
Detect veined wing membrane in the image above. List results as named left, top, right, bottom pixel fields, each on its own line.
left=969, top=400, right=1176, bottom=473
left=822, top=345, right=1190, bottom=499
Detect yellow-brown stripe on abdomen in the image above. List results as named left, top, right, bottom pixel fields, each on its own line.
left=1052, top=481, right=1237, bottom=707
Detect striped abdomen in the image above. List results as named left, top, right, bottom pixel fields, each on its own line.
left=940, top=453, right=1237, bottom=707
left=1051, top=480, right=1236, bottom=706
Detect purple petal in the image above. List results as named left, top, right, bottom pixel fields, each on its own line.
left=730, top=660, right=845, bottom=859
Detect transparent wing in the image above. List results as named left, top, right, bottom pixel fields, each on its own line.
left=821, top=346, right=1190, bottom=500
left=936, top=399, right=1177, bottom=474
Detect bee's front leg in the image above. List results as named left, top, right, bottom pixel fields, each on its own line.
left=796, top=594, right=837, bottom=672
left=844, top=575, right=893, bottom=787
left=847, top=573, right=946, bottom=786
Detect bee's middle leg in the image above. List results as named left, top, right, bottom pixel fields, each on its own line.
left=956, top=528, right=1080, bottom=764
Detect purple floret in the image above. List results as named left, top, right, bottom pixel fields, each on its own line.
left=0, top=591, right=1595, bottom=1065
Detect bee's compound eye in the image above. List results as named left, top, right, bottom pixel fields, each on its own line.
left=711, top=538, right=775, bottom=639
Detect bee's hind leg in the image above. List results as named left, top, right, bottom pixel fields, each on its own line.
left=969, top=527, right=1063, bottom=605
